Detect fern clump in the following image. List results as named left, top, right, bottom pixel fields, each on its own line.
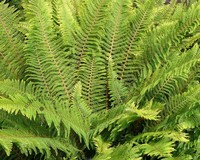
left=0, top=0, right=200, bottom=159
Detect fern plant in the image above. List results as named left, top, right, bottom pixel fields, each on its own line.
left=0, top=0, right=200, bottom=159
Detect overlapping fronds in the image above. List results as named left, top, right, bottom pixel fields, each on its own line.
left=80, top=54, right=106, bottom=111
left=0, top=0, right=200, bottom=159
left=92, top=99, right=160, bottom=141
left=93, top=137, right=141, bottom=160
left=0, top=1, right=25, bottom=79
left=73, top=0, right=110, bottom=73
left=57, top=0, right=80, bottom=46
left=139, top=44, right=200, bottom=102
left=116, top=0, right=157, bottom=83
left=158, top=84, right=200, bottom=129
left=136, top=3, right=200, bottom=86
left=0, top=80, right=91, bottom=146
left=25, top=0, right=75, bottom=102
left=0, top=129, right=69, bottom=158
left=108, top=58, right=129, bottom=106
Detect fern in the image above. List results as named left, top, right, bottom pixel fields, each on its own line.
left=0, top=0, right=200, bottom=159
left=116, top=0, right=157, bottom=83
left=0, top=1, right=24, bottom=79
left=25, top=0, right=75, bottom=102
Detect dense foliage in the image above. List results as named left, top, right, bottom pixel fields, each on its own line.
left=0, top=0, right=200, bottom=159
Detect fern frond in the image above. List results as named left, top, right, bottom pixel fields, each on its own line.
left=139, top=44, right=200, bottom=102
left=134, top=3, right=200, bottom=90
left=93, top=100, right=160, bottom=141
left=57, top=0, right=80, bottom=46
left=109, top=100, right=160, bottom=139
left=117, top=0, right=157, bottom=83
left=73, top=0, right=110, bottom=73
left=108, top=57, right=129, bottom=107
left=0, top=79, right=33, bottom=96
left=0, top=80, right=91, bottom=146
left=91, top=104, right=125, bottom=136
left=161, top=84, right=200, bottom=119
left=139, top=139, right=174, bottom=158
left=133, top=131, right=188, bottom=143
left=0, top=129, right=69, bottom=158
left=179, top=32, right=200, bottom=51
left=93, top=137, right=142, bottom=160
left=80, top=55, right=106, bottom=111
left=25, top=0, right=75, bottom=102
left=0, top=1, right=25, bottom=79
left=69, top=82, right=92, bottom=146
left=151, top=84, right=200, bottom=132
left=102, top=0, right=131, bottom=60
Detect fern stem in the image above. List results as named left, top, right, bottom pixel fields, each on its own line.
left=87, top=57, right=95, bottom=106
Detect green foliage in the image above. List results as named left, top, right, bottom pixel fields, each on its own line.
left=0, top=0, right=200, bottom=159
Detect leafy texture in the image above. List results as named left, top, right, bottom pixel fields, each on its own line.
left=0, top=0, right=200, bottom=159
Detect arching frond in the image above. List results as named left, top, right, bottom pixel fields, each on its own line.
left=25, top=0, right=75, bottom=102
left=116, top=0, right=157, bottom=83
left=57, top=0, right=80, bottom=46
left=0, top=1, right=25, bottom=79
left=73, top=0, right=111, bottom=73
left=80, top=54, right=107, bottom=111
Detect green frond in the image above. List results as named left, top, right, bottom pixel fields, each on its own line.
left=116, top=0, right=157, bottom=83
left=0, top=1, right=25, bottom=79
left=91, top=104, right=125, bottom=136
left=93, top=100, right=160, bottom=141
left=69, top=82, right=92, bottom=146
left=179, top=32, right=200, bottom=51
left=0, top=80, right=91, bottom=147
left=178, top=104, right=200, bottom=131
left=57, top=0, right=80, bottom=46
left=109, top=100, right=160, bottom=139
left=25, top=0, right=75, bottom=102
left=102, top=0, right=131, bottom=60
left=0, top=79, right=33, bottom=96
left=0, top=129, right=69, bottom=158
left=91, top=105, right=125, bottom=135
left=108, top=57, right=129, bottom=106
left=139, top=44, right=200, bottom=102
left=93, top=137, right=141, bottom=160
left=161, top=84, right=200, bottom=120
left=133, top=131, right=188, bottom=143
left=151, top=85, right=200, bottom=132
left=139, top=139, right=175, bottom=158
left=73, top=0, right=111, bottom=73
left=134, top=3, right=200, bottom=89
left=80, top=55, right=107, bottom=111
left=0, top=95, right=43, bottom=120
